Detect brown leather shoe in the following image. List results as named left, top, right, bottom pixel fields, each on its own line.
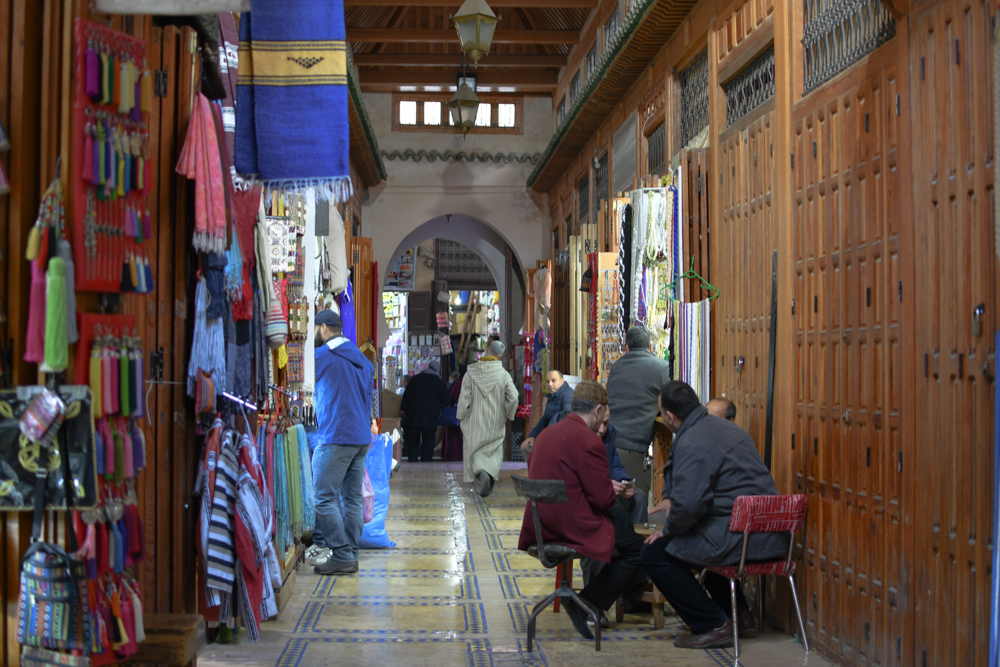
left=673, top=620, right=735, bottom=649
left=737, top=610, right=757, bottom=636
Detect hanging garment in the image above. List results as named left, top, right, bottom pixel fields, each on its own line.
left=234, top=0, right=353, bottom=203
left=176, top=93, right=228, bottom=254
left=324, top=204, right=348, bottom=294
left=187, top=277, right=227, bottom=398
left=338, top=277, right=357, bottom=345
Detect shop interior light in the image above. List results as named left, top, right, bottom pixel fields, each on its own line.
left=451, top=0, right=499, bottom=64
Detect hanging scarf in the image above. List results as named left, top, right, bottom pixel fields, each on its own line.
left=234, top=0, right=353, bottom=204
left=176, top=93, right=227, bottom=254
left=294, top=424, right=314, bottom=533
left=187, top=277, right=227, bottom=398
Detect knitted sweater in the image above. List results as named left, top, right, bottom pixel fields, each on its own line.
left=605, top=348, right=671, bottom=452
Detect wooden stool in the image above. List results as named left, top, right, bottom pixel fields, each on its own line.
left=124, top=613, right=205, bottom=666
left=614, top=581, right=667, bottom=629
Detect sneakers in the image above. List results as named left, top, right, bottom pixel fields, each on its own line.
left=476, top=471, right=495, bottom=497
left=305, top=545, right=332, bottom=567
left=314, top=559, right=359, bottom=576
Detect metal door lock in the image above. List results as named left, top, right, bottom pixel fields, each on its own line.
left=972, top=303, right=985, bottom=337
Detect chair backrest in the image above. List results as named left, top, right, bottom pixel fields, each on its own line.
left=729, top=494, right=808, bottom=534
left=512, top=475, right=569, bottom=568
left=511, top=475, right=568, bottom=504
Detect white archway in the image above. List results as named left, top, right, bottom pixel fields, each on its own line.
left=376, top=215, right=525, bottom=347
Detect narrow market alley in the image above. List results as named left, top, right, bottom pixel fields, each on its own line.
left=196, top=463, right=829, bottom=667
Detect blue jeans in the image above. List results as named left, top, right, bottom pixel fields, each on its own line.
left=312, top=443, right=369, bottom=563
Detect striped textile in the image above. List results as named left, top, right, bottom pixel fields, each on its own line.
left=206, top=428, right=239, bottom=613
left=457, top=360, right=518, bottom=483
left=235, top=431, right=278, bottom=642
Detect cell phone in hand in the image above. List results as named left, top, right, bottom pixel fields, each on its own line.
left=622, top=479, right=635, bottom=488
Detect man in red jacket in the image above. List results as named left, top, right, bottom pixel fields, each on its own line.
left=518, top=380, right=645, bottom=640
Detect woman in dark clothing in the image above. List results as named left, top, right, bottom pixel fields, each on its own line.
left=400, top=359, right=450, bottom=462
left=441, top=364, right=467, bottom=461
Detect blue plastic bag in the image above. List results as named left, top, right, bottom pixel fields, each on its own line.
left=360, top=433, right=396, bottom=549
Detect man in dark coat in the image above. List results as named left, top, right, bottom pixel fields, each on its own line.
left=640, top=381, right=788, bottom=649
left=519, top=369, right=573, bottom=456
left=518, top=381, right=645, bottom=640
left=400, top=358, right=450, bottom=462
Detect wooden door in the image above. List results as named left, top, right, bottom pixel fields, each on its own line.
left=909, top=0, right=997, bottom=664
left=351, top=237, right=374, bottom=344
left=716, top=107, right=776, bottom=456
left=792, top=58, right=907, bottom=665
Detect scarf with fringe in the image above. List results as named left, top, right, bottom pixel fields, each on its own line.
left=235, top=0, right=353, bottom=204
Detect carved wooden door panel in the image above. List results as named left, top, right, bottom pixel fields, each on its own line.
left=792, top=61, right=906, bottom=665
left=909, top=0, right=997, bottom=664
left=716, top=107, right=775, bottom=457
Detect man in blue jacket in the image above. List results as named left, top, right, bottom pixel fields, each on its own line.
left=519, top=370, right=573, bottom=457
left=308, top=309, right=375, bottom=576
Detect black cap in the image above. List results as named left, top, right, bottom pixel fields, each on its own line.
left=315, top=309, right=342, bottom=328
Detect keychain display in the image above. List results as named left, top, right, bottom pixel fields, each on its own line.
left=0, top=385, right=98, bottom=510
left=72, top=478, right=147, bottom=664
left=72, top=19, right=153, bottom=293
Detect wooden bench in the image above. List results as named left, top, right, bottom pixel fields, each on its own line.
left=124, top=613, right=205, bottom=666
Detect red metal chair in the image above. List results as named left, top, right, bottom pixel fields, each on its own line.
left=701, top=494, right=809, bottom=660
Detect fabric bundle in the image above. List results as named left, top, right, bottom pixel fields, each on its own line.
left=176, top=92, right=228, bottom=254
left=187, top=277, right=227, bottom=398
left=234, top=0, right=353, bottom=204
left=670, top=299, right=711, bottom=404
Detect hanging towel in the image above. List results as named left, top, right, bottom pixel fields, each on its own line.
left=176, top=93, right=228, bottom=254
left=234, top=0, right=353, bottom=203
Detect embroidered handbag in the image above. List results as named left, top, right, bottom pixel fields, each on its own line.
left=362, top=470, right=375, bottom=524
left=265, top=287, right=288, bottom=350
left=17, top=410, right=91, bottom=657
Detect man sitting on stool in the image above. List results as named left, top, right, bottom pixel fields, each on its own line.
left=640, top=381, right=788, bottom=649
left=518, top=381, right=645, bottom=640
left=706, top=397, right=737, bottom=421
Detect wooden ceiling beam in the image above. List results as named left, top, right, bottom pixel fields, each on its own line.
left=346, top=0, right=597, bottom=7
left=358, top=68, right=558, bottom=86
left=346, top=28, right=580, bottom=44
left=353, top=53, right=567, bottom=67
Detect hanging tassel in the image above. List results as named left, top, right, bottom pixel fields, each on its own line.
left=133, top=352, right=145, bottom=420
left=132, top=423, right=145, bottom=469
left=82, top=124, right=94, bottom=183
left=131, top=589, right=145, bottom=643
left=102, top=351, right=114, bottom=415
left=96, top=123, right=106, bottom=185
left=143, top=208, right=153, bottom=240
left=111, top=57, right=120, bottom=109
left=140, top=69, right=152, bottom=114
left=134, top=207, right=143, bottom=243
left=123, top=427, right=134, bottom=478
left=123, top=151, right=131, bottom=194
left=109, top=348, right=120, bottom=414
left=121, top=255, right=134, bottom=292
left=25, top=224, right=41, bottom=260
left=128, top=253, right=140, bottom=293
left=144, top=256, right=155, bottom=292
left=100, top=419, right=114, bottom=475
left=100, top=53, right=110, bottom=105
left=90, top=347, right=103, bottom=418
left=128, top=350, right=138, bottom=415
left=23, top=259, right=46, bottom=364
left=118, top=60, right=130, bottom=115
left=116, top=147, right=125, bottom=197
left=57, top=239, right=78, bottom=345
left=86, top=45, right=100, bottom=100
left=95, top=427, right=104, bottom=475
left=112, top=423, right=124, bottom=482
left=131, top=77, right=142, bottom=122
left=119, top=348, right=130, bottom=417
left=134, top=253, right=146, bottom=294
left=42, top=257, right=68, bottom=372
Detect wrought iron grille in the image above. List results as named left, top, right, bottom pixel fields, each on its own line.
left=604, top=7, right=619, bottom=50
left=802, top=0, right=896, bottom=94
left=436, top=239, right=493, bottom=282
left=679, top=50, right=710, bottom=147
left=571, top=71, right=581, bottom=104
left=724, top=47, right=775, bottom=128
left=647, top=121, right=666, bottom=175
left=594, top=153, right=610, bottom=212
left=556, top=97, right=566, bottom=125
left=578, top=174, right=590, bottom=220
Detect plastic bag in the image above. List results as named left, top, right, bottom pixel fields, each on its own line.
left=362, top=470, right=374, bottom=523
left=360, top=433, right=395, bottom=549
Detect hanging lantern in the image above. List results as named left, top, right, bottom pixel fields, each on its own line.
left=448, top=82, right=480, bottom=139
left=452, top=0, right=498, bottom=64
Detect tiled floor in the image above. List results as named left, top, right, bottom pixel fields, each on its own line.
left=197, top=463, right=832, bottom=667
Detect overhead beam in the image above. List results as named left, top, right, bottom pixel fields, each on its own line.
left=357, top=68, right=559, bottom=86
left=353, top=53, right=568, bottom=68
left=346, top=28, right=580, bottom=44
left=346, top=0, right=597, bottom=6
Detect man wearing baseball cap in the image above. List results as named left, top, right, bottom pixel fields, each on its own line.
left=307, top=309, right=375, bottom=576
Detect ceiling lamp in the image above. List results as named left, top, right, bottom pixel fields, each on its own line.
left=452, top=0, right=498, bottom=64
left=448, top=81, right=480, bottom=139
